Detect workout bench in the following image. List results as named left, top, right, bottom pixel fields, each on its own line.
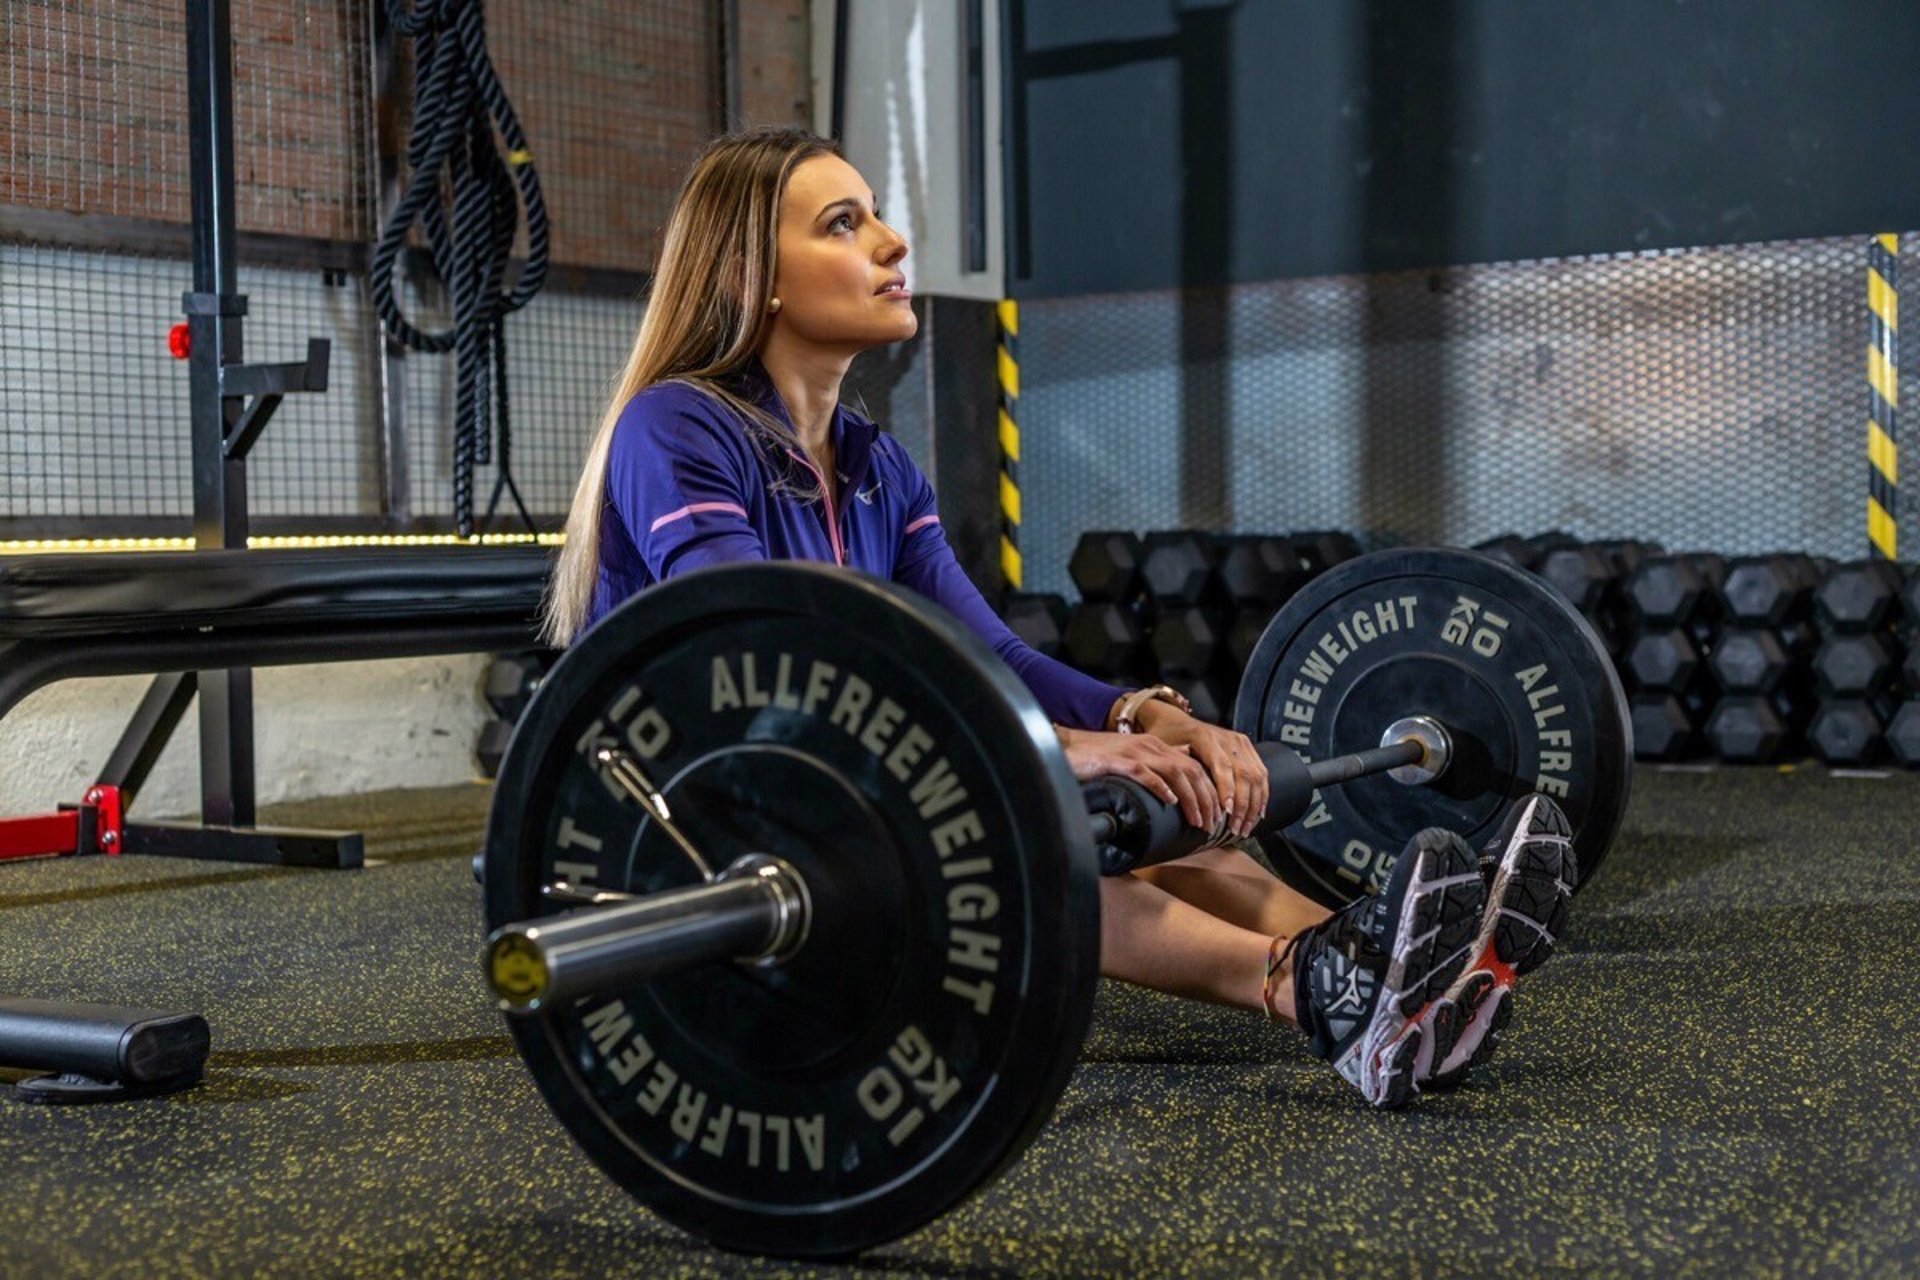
left=0, top=546, right=549, bottom=869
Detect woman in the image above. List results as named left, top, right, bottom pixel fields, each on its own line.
left=543, top=128, right=1574, bottom=1108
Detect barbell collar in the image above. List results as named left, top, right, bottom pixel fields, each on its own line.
left=486, top=854, right=810, bottom=1015
left=1380, top=715, right=1452, bottom=784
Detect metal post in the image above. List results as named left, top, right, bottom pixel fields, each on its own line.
left=961, top=0, right=987, bottom=274
left=185, top=0, right=254, bottom=826
left=1868, top=234, right=1900, bottom=560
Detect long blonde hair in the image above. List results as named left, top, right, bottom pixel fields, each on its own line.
left=542, top=128, right=840, bottom=646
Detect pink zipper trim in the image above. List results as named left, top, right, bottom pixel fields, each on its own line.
left=787, top=450, right=845, bottom=565
left=650, top=501, right=749, bottom=534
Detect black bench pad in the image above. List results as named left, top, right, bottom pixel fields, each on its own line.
left=0, top=548, right=551, bottom=639
left=0, top=548, right=552, bottom=723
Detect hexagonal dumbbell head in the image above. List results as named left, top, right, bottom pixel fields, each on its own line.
left=1625, top=628, right=1704, bottom=693
left=1471, top=532, right=1540, bottom=572
left=1631, top=693, right=1701, bottom=761
left=1539, top=545, right=1618, bottom=612
left=1166, top=675, right=1229, bottom=726
left=1710, top=627, right=1796, bottom=695
left=1812, top=633, right=1899, bottom=700
left=1217, top=534, right=1307, bottom=609
left=1063, top=601, right=1149, bottom=680
left=1706, top=695, right=1791, bottom=763
left=1687, top=552, right=1728, bottom=591
left=1150, top=606, right=1228, bottom=677
left=1140, top=530, right=1222, bottom=608
left=1814, top=559, right=1904, bottom=633
left=1808, top=699, right=1887, bottom=765
left=1626, top=556, right=1710, bottom=627
left=1294, top=530, right=1363, bottom=576
left=1905, top=645, right=1920, bottom=697
left=1525, top=529, right=1581, bottom=556
left=476, top=717, right=514, bottom=779
left=484, top=650, right=554, bottom=722
left=1902, top=566, right=1920, bottom=630
left=1722, top=554, right=1816, bottom=627
left=1888, top=699, right=1920, bottom=767
left=1002, top=592, right=1068, bottom=659
left=1593, top=539, right=1663, bottom=580
left=1069, top=531, right=1144, bottom=602
left=1226, top=607, right=1274, bottom=675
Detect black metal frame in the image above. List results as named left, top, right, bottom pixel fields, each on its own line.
left=960, top=0, right=987, bottom=274
left=0, top=591, right=543, bottom=869
left=183, top=0, right=335, bottom=840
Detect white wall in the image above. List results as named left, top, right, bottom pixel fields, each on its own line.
left=815, top=0, right=1005, bottom=302
left=0, top=656, right=490, bottom=820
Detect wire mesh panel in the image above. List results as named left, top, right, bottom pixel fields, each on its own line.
left=1017, top=234, right=1916, bottom=597
left=0, top=244, right=385, bottom=523
left=1, top=0, right=757, bottom=535
left=2, top=0, right=373, bottom=239
left=403, top=283, right=645, bottom=524
left=0, top=244, right=192, bottom=522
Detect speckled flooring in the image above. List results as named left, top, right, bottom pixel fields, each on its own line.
left=1, top=767, right=1917, bottom=1278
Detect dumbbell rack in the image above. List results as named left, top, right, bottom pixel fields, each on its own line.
left=1005, top=528, right=1920, bottom=768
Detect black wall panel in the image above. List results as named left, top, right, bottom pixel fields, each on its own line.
left=1006, top=0, right=1920, bottom=297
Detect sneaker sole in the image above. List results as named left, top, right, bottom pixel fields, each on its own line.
left=1423, top=795, right=1574, bottom=1088
left=1343, top=829, right=1485, bottom=1108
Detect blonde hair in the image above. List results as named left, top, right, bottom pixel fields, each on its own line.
left=542, top=128, right=840, bottom=647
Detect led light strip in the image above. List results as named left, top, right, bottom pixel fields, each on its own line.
left=0, top=533, right=566, bottom=554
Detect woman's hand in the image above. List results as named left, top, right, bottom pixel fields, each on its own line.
left=1056, top=727, right=1223, bottom=834
left=1128, top=700, right=1270, bottom=840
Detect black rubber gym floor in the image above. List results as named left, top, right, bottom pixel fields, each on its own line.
left=2, top=766, right=1917, bottom=1278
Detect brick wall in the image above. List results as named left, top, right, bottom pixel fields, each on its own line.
left=3, top=0, right=813, bottom=269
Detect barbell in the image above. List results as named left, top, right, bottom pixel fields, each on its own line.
left=479, top=549, right=1632, bottom=1258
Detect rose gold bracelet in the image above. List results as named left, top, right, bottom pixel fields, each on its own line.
left=1114, top=684, right=1192, bottom=735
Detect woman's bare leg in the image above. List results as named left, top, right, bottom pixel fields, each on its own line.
left=1097, top=873, right=1296, bottom=1023
left=1134, top=845, right=1332, bottom=940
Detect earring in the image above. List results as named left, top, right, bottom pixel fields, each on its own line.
left=768, top=297, right=782, bottom=314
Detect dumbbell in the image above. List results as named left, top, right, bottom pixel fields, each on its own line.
left=1217, top=534, right=1309, bottom=610
left=1063, top=601, right=1152, bottom=681
left=1002, top=592, right=1068, bottom=659
left=1139, top=530, right=1222, bottom=609
left=1069, top=531, right=1145, bottom=603
left=1722, top=554, right=1821, bottom=628
left=1815, top=560, right=1904, bottom=634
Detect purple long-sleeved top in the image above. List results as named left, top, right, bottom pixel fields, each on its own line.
left=583, top=373, right=1126, bottom=730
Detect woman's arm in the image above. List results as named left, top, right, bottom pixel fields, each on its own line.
left=895, top=531, right=1127, bottom=730
left=607, top=387, right=771, bottom=579
left=880, top=440, right=1123, bottom=729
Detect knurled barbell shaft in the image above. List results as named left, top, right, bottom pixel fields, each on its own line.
left=1083, top=730, right=1439, bottom=873
left=486, top=856, right=806, bottom=1015
left=493, top=731, right=1445, bottom=1008
left=1303, top=739, right=1426, bottom=789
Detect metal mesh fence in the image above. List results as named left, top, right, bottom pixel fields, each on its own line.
left=1016, top=234, right=1916, bottom=597
left=402, top=281, right=645, bottom=523
left=0, top=244, right=191, bottom=522
left=0, top=243, right=385, bottom=522
left=2, top=0, right=374, bottom=239
left=1, top=0, right=735, bottom=535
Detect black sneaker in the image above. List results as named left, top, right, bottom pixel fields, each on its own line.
left=1417, top=793, right=1576, bottom=1090
left=1290, top=827, right=1485, bottom=1108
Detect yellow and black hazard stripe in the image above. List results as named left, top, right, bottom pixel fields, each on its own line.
left=1868, top=233, right=1899, bottom=561
left=997, top=299, right=1022, bottom=590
